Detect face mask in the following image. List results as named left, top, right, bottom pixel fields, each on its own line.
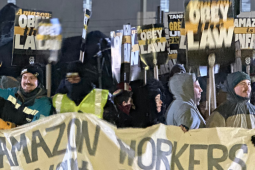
left=65, top=79, right=91, bottom=104
left=118, top=104, right=132, bottom=115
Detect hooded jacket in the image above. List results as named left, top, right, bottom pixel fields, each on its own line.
left=165, top=73, right=206, bottom=129
left=207, top=72, right=255, bottom=129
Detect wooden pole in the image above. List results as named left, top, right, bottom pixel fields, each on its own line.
left=208, top=53, right=217, bottom=112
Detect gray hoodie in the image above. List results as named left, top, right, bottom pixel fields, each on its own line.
left=165, top=73, right=206, bottom=129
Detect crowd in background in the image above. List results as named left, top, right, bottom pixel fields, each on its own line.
left=0, top=31, right=255, bottom=142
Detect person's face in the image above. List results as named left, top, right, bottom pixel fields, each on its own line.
left=21, top=73, right=38, bottom=93
left=66, top=75, right=81, bottom=84
left=122, top=97, right=131, bottom=106
left=234, top=79, right=251, bottom=98
left=194, top=80, right=203, bottom=105
left=155, top=94, right=163, bottom=113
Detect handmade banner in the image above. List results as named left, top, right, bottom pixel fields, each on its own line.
left=12, top=8, right=54, bottom=67
left=0, top=113, right=255, bottom=169
left=111, top=28, right=141, bottom=83
left=137, top=24, right=168, bottom=70
left=185, top=0, right=235, bottom=66
left=168, top=13, right=184, bottom=59
left=234, top=18, right=255, bottom=49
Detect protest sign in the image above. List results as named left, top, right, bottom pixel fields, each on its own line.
left=185, top=0, right=235, bottom=66
left=168, top=13, right=184, bottom=59
left=12, top=8, right=60, bottom=67
left=0, top=113, right=255, bottom=170
left=111, top=28, right=141, bottom=83
left=234, top=18, right=255, bottom=49
left=137, top=24, right=168, bottom=70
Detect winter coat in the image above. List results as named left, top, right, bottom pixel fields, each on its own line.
left=165, top=73, right=206, bottom=129
left=207, top=73, right=255, bottom=129
left=0, top=87, right=52, bottom=125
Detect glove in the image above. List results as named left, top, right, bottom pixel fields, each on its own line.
left=251, top=135, right=255, bottom=146
left=180, top=124, right=189, bottom=132
left=0, top=97, right=7, bottom=117
left=0, top=118, right=16, bottom=130
left=1, top=100, right=29, bottom=125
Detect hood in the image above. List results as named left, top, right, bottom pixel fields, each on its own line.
left=169, top=73, right=196, bottom=103
left=169, top=64, right=186, bottom=78
left=225, top=71, right=251, bottom=103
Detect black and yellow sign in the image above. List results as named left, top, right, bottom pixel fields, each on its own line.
left=185, top=0, right=235, bottom=66
left=168, top=13, right=184, bottom=59
left=137, top=24, right=168, bottom=69
left=12, top=8, right=53, bottom=67
left=234, top=18, right=255, bottom=49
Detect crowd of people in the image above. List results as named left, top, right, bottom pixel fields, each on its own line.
left=0, top=61, right=255, bottom=133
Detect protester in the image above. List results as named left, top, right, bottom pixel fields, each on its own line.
left=132, top=79, right=165, bottom=128
left=165, top=73, right=206, bottom=129
left=207, top=71, right=255, bottom=128
left=0, top=64, right=52, bottom=128
left=53, top=61, right=109, bottom=119
left=164, top=64, right=186, bottom=108
left=112, top=90, right=133, bottom=128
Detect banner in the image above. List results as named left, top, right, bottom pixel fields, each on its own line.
left=1, top=113, right=255, bottom=169
left=185, top=0, right=235, bottom=66
left=12, top=8, right=54, bottom=67
left=168, top=13, right=184, bottom=59
left=111, top=28, right=141, bottom=83
left=137, top=24, right=168, bottom=70
left=234, top=18, right=255, bottom=49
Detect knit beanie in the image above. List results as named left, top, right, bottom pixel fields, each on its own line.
left=21, top=64, right=44, bottom=85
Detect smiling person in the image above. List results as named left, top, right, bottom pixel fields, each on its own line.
left=207, top=71, right=255, bottom=128
left=0, top=64, right=52, bottom=129
left=165, top=73, right=206, bottom=129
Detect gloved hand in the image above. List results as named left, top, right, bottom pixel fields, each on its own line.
left=0, top=97, right=7, bottom=118
left=251, top=135, right=255, bottom=146
left=0, top=118, right=16, bottom=130
left=1, top=100, right=29, bottom=125
left=180, top=124, right=189, bottom=132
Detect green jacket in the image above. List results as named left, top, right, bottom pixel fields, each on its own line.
left=0, top=87, right=52, bottom=123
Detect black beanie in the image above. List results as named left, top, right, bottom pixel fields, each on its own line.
left=66, top=61, right=83, bottom=77
left=21, top=64, right=44, bottom=85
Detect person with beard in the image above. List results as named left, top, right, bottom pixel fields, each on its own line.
left=131, top=79, right=165, bottom=128
left=207, top=71, right=255, bottom=128
left=53, top=61, right=108, bottom=119
left=112, top=90, right=133, bottom=128
left=165, top=73, right=206, bottom=129
left=0, top=64, right=52, bottom=129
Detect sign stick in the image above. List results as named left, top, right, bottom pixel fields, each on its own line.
left=207, top=53, right=217, bottom=116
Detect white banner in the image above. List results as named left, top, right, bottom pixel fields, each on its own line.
left=0, top=113, right=254, bottom=169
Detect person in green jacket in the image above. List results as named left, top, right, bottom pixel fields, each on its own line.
left=53, top=61, right=108, bottom=118
left=0, top=64, right=52, bottom=128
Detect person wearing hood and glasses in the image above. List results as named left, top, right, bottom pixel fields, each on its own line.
left=207, top=71, right=255, bottom=128
left=0, top=64, right=52, bottom=129
left=53, top=61, right=108, bottom=119
left=166, top=73, right=205, bottom=130
left=131, top=79, right=165, bottom=128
